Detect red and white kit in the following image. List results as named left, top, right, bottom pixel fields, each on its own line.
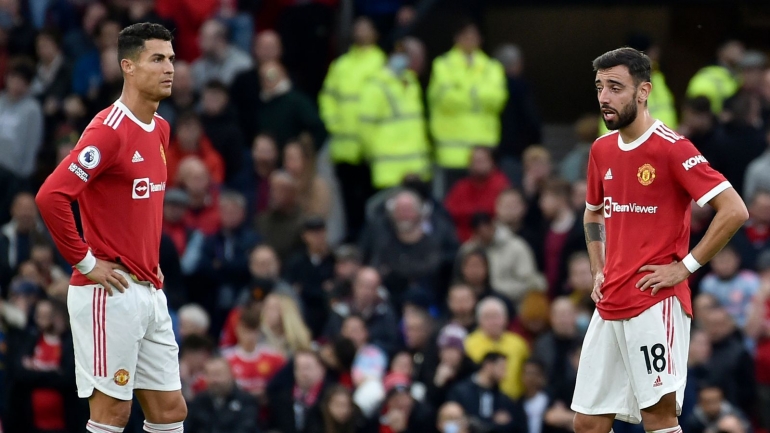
left=571, top=120, right=729, bottom=423
left=37, top=100, right=180, bottom=401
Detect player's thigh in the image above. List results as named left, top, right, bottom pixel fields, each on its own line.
left=571, top=309, right=634, bottom=419
left=135, top=290, right=182, bottom=395
left=68, top=283, right=148, bottom=401
left=623, top=296, right=690, bottom=418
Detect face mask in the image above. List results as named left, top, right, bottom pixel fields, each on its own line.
left=576, top=313, right=590, bottom=335
left=444, top=421, right=461, bottom=433
left=388, top=53, right=409, bottom=75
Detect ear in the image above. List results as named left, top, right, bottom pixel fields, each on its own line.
left=637, top=81, right=652, bottom=104
left=120, top=58, right=134, bottom=76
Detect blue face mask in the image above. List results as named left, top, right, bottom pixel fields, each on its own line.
left=388, top=54, right=409, bottom=75
left=576, top=312, right=590, bottom=335
left=444, top=421, right=461, bottom=433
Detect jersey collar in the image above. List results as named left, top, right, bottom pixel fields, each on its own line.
left=114, top=99, right=155, bottom=132
left=617, top=119, right=661, bottom=152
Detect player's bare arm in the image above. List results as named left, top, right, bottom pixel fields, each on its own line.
left=636, top=187, right=748, bottom=294
left=84, top=258, right=130, bottom=296
left=584, top=207, right=606, bottom=303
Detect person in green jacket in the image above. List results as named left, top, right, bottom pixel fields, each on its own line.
left=359, top=38, right=431, bottom=191
left=427, top=21, right=508, bottom=195
left=319, top=17, right=386, bottom=238
left=686, top=39, right=744, bottom=115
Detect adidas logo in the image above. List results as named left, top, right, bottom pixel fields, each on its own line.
left=132, top=151, right=144, bottom=163
left=605, top=168, right=613, bottom=180
left=653, top=375, right=662, bottom=387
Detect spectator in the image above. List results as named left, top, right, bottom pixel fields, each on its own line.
left=2, top=0, right=35, bottom=58
left=178, top=303, right=210, bottom=340
left=714, top=414, right=748, bottom=433
left=87, top=46, right=122, bottom=117
left=191, top=18, right=252, bottom=90
left=256, top=60, right=327, bottom=149
left=223, top=308, right=286, bottom=398
left=358, top=37, right=431, bottom=192
left=0, top=192, right=56, bottom=289
left=702, top=307, right=755, bottom=415
left=537, top=178, right=585, bottom=297
left=494, top=43, right=542, bottom=173
left=162, top=188, right=192, bottom=256
left=532, top=297, right=581, bottom=394
left=402, top=306, right=439, bottom=392
left=746, top=253, right=770, bottom=431
left=699, top=244, right=759, bottom=329
left=436, top=402, right=471, bottom=433
left=716, top=91, right=767, bottom=195
left=732, top=189, right=770, bottom=269
left=684, top=385, right=750, bottom=433
left=268, top=350, right=329, bottom=433
left=509, top=292, right=551, bottom=346
left=5, top=298, right=84, bottom=433
left=120, top=0, right=176, bottom=31
left=445, top=147, right=510, bottom=242
left=71, top=18, right=119, bottom=98
left=157, top=60, right=196, bottom=129
left=178, top=156, right=221, bottom=236
left=447, top=284, right=478, bottom=333
left=199, top=80, right=246, bottom=181
left=261, top=292, right=312, bottom=357
left=27, top=241, right=67, bottom=288
left=559, top=114, right=598, bottom=183
left=495, top=187, right=539, bottom=251
left=314, top=385, right=367, bottom=433
left=231, top=30, right=284, bottom=140
left=31, top=29, right=70, bottom=133
left=459, top=212, right=544, bottom=303
left=230, top=133, right=280, bottom=220
left=684, top=329, right=712, bottom=422
left=257, top=170, right=305, bottom=261
left=62, top=2, right=106, bottom=59
left=724, top=50, right=768, bottom=116
left=191, top=190, right=260, bottom=329
left=447, top=352, right=528, bottom=433
left=330, top=244, right=363, bottom=302
left=0, top=58, right=43, bottom=198
left=464, top=297, right=529, bottom=400
left=185, top=356, right=259, bottom=433
left=284, top=137, right=332, bottom=219
left=364, top=190, right=451, bottom=300
left=520, top=360, right=549, bottom=433
left=744, top=127, right=770, bottom=200
left=378, top=373, right=435, bottom=433
left=427, top=21, right=507, bottom=193
left=686, top=39, right=743, bottom=114
left=344, top=314, right=388, bottom=417
left=427, top=324, right=475, bottom=406
left=564, top=252, right=594, bottom=333
left=284, top=216, right=335, bottom=336
left=178, top=334, right=214, bottom=401
left=326, top=267, right=400, bottom=355
left=678, top=97, right=726, bottom=165
left=155, top=0, right=218, bottom=62
left=520, top=146, right=552, bottom=201
left=168, top=110, right=226, bottom=186
left=542, top=343, right=580, bottom=433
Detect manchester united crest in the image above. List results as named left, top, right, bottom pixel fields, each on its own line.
left=114, top=368, right=130, bottom=386
left=160, top=143, right=166, bottom=165
left=637, top=164, right=656, bottom=186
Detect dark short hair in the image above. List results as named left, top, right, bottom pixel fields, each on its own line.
left=454, top=19, right=478, bottom=38
left=204, top=79, right=228, bottom=93
left=592, top=47, right=651, bottom=85
left=8, top=57, right=36, bottom=83
left=37, top=27, right=63, bottom=47
left=238, top=308, right=260, bottom=330
left=176, top=110, right=200, bottom=128
left=541, top=178, right=572, bottom=199
left=117, top=22, right=173, bottom=62
left=481, top=351, right=506, bottom=365
left=523, top=358, right=547, bottom=373
left=684, top=96, right=712, bottom=115
left=179, top=334, right=215, bottom=356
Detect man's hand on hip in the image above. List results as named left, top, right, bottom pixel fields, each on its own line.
left=636, top=261, right=690, bottom=295
left=85, top=259, right=130, bottom=296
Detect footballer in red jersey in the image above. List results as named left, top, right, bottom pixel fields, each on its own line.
left=35, top=23, right=187, bottom=433
left=571, top=48, right=748, bottom=433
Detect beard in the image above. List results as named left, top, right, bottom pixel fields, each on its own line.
left=602, top=101, right=638, bottom=130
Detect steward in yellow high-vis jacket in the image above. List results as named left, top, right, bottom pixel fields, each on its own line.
left=359, top=52, right=431, bottom=190
left=428, top=23, right=508, bottom=170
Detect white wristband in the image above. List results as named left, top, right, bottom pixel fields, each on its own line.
left=682, top=253, right=701, bottom=274
left=74, top=250, right=97, bottom=275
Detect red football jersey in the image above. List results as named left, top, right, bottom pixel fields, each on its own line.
left=31, top=335, right=65, bottom=431
left=224, top=345, right=286, bottom=395
left=586, top=120, right=729, bottom=320
left=37, top=100, right=170, bottom=288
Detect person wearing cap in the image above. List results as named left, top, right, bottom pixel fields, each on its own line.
left=447, top=352, right=528, bottom=433
left=284, top=216, right=334, bottom=337
left=379, top=372, right=435, bottom=433
left=427, top=324, right=476, bottom=406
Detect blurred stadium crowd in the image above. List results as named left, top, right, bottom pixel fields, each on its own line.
left=0, top=1, right=767, bottom=433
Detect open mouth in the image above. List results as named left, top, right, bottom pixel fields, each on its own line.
left=602, top=108, right=617, bottom=122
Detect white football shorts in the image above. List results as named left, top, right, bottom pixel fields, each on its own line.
left=68, top=270, right=181, bottom=401
left=571, top=296, right=690, bottom=424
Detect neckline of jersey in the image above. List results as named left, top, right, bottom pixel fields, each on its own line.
left=113, top=99, right=155, bottom=132
left=617, top=119, right=662, bottom=152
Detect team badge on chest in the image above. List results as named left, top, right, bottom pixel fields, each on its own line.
left=637, top=164, right=656, bottom=186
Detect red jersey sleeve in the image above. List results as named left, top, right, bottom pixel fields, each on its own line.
left=585, top=146, right=604, bottom=211
left=667, top=138, right=730, bottom=207
left=35, top=122, right=121, bottom=273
